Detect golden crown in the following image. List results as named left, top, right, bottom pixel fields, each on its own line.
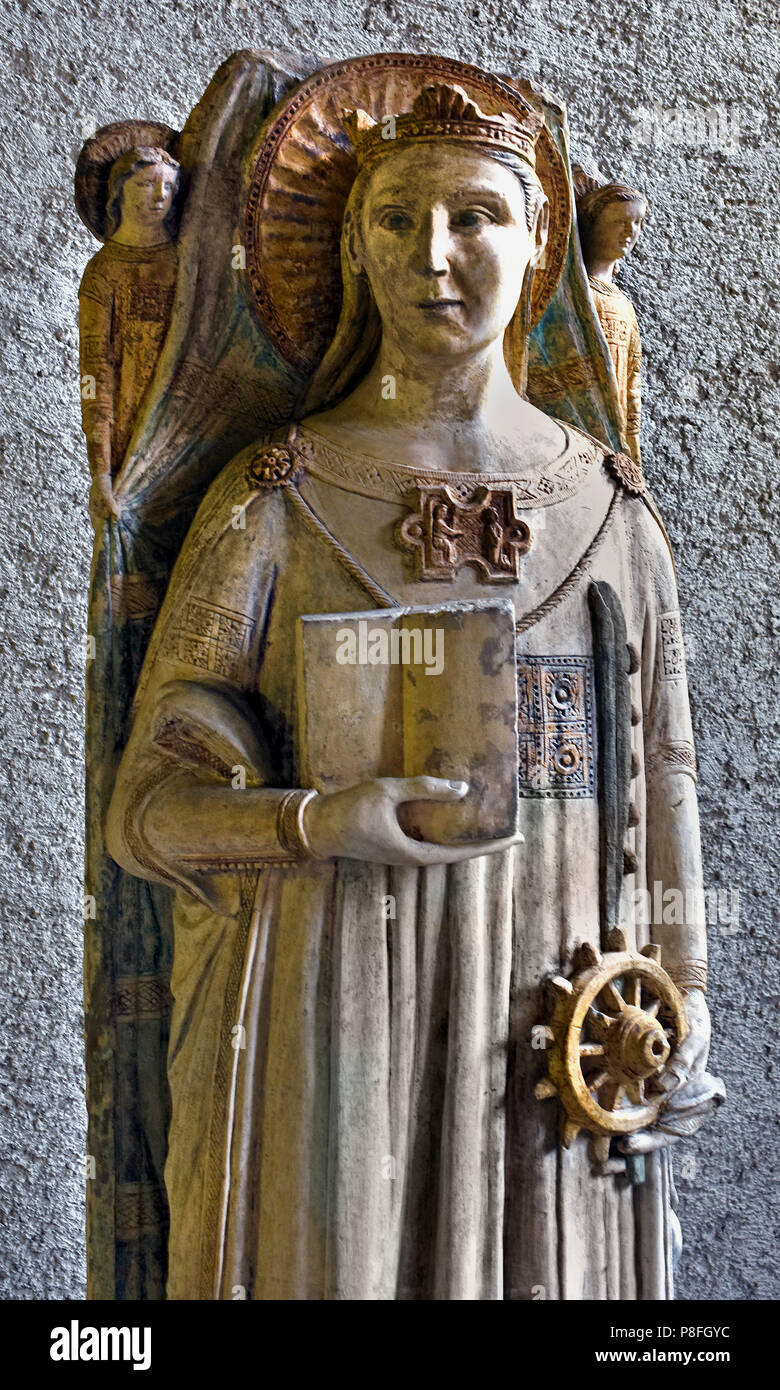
left=344, top=82, right=543, bottom=171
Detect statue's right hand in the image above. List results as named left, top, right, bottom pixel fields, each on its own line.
left=302, top=776, right=522, bottom=867
left=89, top=473, right=121, bottom=528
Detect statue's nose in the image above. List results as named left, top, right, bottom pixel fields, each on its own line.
left=414, top=208, right=452, bottom=276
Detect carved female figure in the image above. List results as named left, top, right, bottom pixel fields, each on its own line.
left=574, top=168, right=648, bottom=463
left=78, top=143, right=180, bottom=524
left=106, top=73, right=721, bottom=1300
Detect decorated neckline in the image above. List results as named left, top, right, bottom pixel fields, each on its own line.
left=295, top=421, right=604, bottom=509
left=588, top=274, right=629, bottom=298
left=100, top=240, right=177, bottom=262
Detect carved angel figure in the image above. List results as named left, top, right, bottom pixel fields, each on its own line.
left=574, top=166, right=648, bottom=463
left=78, top=139, right=180, bottom=525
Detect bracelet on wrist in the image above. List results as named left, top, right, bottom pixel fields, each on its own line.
left=277, top=789, right=320, bottom=860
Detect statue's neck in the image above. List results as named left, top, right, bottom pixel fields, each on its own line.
left=361, top=338, right=517, bottom=431
left=112, top=223, right=172, bottom=249
left=306, top=335, right=566, bottom=472
left=586, top=255, right=618, bottom=283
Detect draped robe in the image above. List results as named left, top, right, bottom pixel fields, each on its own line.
left=107, top=418, right=707, bottom=1300
left=588, top=276, right=643, bottom=465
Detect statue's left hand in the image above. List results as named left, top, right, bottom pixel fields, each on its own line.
left=619, top=989, right=726, bottom=1154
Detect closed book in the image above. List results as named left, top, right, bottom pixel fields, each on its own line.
left=296, top=599, right=518, bottom=846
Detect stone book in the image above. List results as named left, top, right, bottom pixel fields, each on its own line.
left=296, top=599, right=519, bottom=845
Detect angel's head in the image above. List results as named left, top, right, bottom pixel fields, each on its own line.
left=576, top=180, right=647, bottom=270
left=106, top=147, right=180, bottom=241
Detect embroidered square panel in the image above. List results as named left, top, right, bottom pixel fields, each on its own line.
left=164, top=597, right=255, bottom=680
left=516, top=654, right=596, bottom=798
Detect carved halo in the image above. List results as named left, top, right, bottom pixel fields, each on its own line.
left=75, top=120, right=180, bottom=241
left=242, top=53, right=572, bottom=377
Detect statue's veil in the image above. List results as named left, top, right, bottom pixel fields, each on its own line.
left=80, top=49, right=625, bottom=1299
left=299, top=171, right=383, bottom=414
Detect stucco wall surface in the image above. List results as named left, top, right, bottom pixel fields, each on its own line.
left=0, top=0, right=777, bottom=1300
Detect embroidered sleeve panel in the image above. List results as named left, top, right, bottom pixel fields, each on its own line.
left=658, top=609, right=687, bottom=682
left=634, top=500, right=709, bottom=969
left=78, top=274, right=116, bottom=436
left=132, top=448, right=292, bottom=711
left=161, top=596, right=257, bottom=685
left=666, top=958, right=708, bottom=992
left=646, top=739, right=698, bottom=783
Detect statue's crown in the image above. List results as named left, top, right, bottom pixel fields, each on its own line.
left=344, top=82, right=543, bottom=170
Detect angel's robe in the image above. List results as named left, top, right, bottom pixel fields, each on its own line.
left=107, top=418, right=707, bottom=1300
left=588, top=275, right=643, bottom=465
left=79, top=239, right=178, bottom=476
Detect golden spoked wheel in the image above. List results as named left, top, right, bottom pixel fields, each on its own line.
left=535, top=929, right=689, bottom=1162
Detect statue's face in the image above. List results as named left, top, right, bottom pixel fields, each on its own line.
left=590, top=196, right=646, bottom=263
left=350, top=143, right=545, bottom=362
left=120, top=161, right=178, bottom=229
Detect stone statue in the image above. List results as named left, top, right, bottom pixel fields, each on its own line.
left=76, top=127, right=181, bottom=527
left=93, top=57, right=723, bottom=1300
left=75, top=53, right=725, bottom=1302
left=573, top=165, right=648, bottom=464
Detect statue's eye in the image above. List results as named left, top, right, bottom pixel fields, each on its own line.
left=451, top=208, right=493, bottom=229
left=380, top=210, right=413, bottom=231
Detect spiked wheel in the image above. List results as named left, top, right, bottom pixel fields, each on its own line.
left=534, top=929, right=689, bottom=1160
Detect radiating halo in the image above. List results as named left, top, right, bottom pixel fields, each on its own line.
left=75, top=120, right=179, bottom=241
left=243, top=53, right=571, bottom=377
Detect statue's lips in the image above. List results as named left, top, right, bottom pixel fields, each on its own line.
left=416, top=299, right=464, bottom=312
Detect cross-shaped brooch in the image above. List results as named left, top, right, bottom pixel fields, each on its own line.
left=397, top=484, right=532, bottom=582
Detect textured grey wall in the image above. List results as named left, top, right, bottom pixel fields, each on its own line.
left=0, top=0, right=776, bottom=1300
